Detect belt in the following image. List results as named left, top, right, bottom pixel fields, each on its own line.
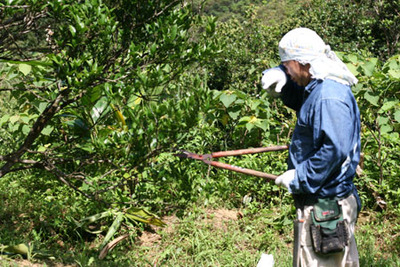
left=294, top=190, right=353, bottom=209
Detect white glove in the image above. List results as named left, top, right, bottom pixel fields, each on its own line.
left=261, top=67, right=287, bottom=97
left=275, top=169, right=295, bottom=191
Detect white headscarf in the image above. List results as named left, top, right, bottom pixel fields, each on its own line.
left=278, top=28, right=358, bottom=86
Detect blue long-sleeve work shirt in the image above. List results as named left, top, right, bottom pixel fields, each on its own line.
left=280, top=75, right=361, bottom=203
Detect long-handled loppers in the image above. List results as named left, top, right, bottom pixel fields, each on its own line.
left=175, top=145, right=288, bottom=180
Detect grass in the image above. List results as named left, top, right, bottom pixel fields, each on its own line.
left=0, top=174, right=399, bottom=267
left=3, top=206, right=399, bottom=267
left=126, top=207, right=293, bottom=267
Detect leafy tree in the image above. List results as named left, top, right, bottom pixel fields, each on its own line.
left=293, top=0, right=400, bottom=60
left=341, top=53, right=400, bottom=208
left=0, top=0, right=217, bottom=213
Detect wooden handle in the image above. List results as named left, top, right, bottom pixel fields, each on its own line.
left=210, top=145, right=288, bottom=158
left=207, top=161, right=277, bottom=180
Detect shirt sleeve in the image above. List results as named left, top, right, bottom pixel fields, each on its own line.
left=289, top=97, right=356, bottom=194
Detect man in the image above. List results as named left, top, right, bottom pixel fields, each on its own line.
left=261, top=28, right=361, bottom=267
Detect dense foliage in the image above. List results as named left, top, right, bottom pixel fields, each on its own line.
left=0, top=0, right=399, bottom=264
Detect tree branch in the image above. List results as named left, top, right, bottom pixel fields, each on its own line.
left=0, top=88, right=70, bottom=177
left=42, top=160, right=93, bottom=199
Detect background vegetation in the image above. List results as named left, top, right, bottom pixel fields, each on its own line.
left=0, top=0, right=399, bottom=266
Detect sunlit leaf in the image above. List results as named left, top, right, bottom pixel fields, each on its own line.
left=79, top=210, right=113, bottom=224
left=41, top=126, right=54, bottom=136
left=220, top=93, right=236, bottom=108
left=100, top=212, right=124, bottom=250
left=228, top=110, right=241, bottom=120
left=379, top=100, right=398, bottom=113
left=69, top=25, right=76, bottom=36
left=9, top=115, right=19, bottom=124
left=364, top=91, right=379, bottom=106
left=394, top=110, right=400, bottom=122
left=0, top=115, right=10, bottom=126
left=380, top=124, right=392, bottom=134
left=245, top=122, right=255, bottom=132
left=346, top=63, right=359, bottom=76
left=91, top=97, right=109, bottom=123
left=377, top=116, right=389, bottom=126
left=22, top=125, right=30, bottom=135
left=18, top=64, right=32, bottom=75
left=2, top=243, right=30, bottom=257
left=388, top=69, right=400, bottom=79
left=360, top=58, right=378, bottom=76
left=249, top=116, right=258, bottom=124
left=125, top=207, right=166, bottom=227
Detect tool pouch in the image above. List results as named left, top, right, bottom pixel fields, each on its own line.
left=310, top=198, right=349, bottom=255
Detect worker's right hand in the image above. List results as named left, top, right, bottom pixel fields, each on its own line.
left=275, top=169, right=295, bottom=192
left=261, top=67, right=287, bottom=97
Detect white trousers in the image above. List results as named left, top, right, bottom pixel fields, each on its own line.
left=295, top=194, right=360, bottom=267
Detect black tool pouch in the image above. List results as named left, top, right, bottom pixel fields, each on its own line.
left=310, top=198, right=349, bottom=255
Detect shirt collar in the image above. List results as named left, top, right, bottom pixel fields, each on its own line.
left=305, top=79, right=320, bottom=93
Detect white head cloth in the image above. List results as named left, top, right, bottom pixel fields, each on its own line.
left=278, top=28, right=358, bottom=86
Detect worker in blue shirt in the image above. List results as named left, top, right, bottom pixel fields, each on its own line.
left=261, top=28, right=361, bottom=267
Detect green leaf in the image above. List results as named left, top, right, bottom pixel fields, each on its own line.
left=37, top=146, right=46, bottom=152
left=170, top=25, right=177, bottom=40
left=125, top=207, right=166, bottom=227
left=220, top=93, right=236, bottom=108
left=394, top=110, right=400, bottom=122
left=347, top=54, right=358, bottom=64
left=345, top=63, right=359, bottom=76
left=377, top=116, right=389, bottom=126
left=150, top=43, right=157, bottom=55
left=238, top=116, right=251, bottom=123
left=100, top=212, right=124, bottom=250
left=22, top=125, right=30, bottom=135
left=228, top=110, right=241, bottom=120
left=18, top=64, right=32, bottom=75
left=91, top=96, right=109, bottom=123
left=360, top=58, right=377, bottom=76
left=380, top=124, right=392, bottom=134
left=212, top=90, right=223, bottom=99
left=352, top=83, right=363, bottom=93
left=77, top=142, right=94, bottom=153
left=9, top=115, right=20, bottom=124
left=379, top=100, right=398, bottom=113
left=245, top=122, right=255, bottom=132
left=3, top=243, right=30, bottom=256
left=69, top=25, right=76, bottom=36
left=364, top=92, right=379, bottom=106
left=35, top=101, right=48, bottom=113
left=254, top=119, right=268, bottom=131
left=388, top=69, right=400, bottom=79
left=41, top=126, right=54, bottom=136
left=0, top=115, right=10, bottom=126
left=20, top=115, right=30, bottom=124
left=78, top=210, right=113, bottom=225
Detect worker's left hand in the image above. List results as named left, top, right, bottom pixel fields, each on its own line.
left=261, top=67, right=287, bottom=97
left=275, top=169, right=295, bottom=191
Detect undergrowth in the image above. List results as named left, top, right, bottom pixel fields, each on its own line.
left=1, top=177, right=400, bottom=267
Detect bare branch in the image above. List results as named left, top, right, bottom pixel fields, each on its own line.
left=0, top=5, right=30, bottom=10
left=42, top=160, right=92, bottom=199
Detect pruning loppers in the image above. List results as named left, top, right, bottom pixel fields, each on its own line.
left=175, top=145, right=289, bottom=180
